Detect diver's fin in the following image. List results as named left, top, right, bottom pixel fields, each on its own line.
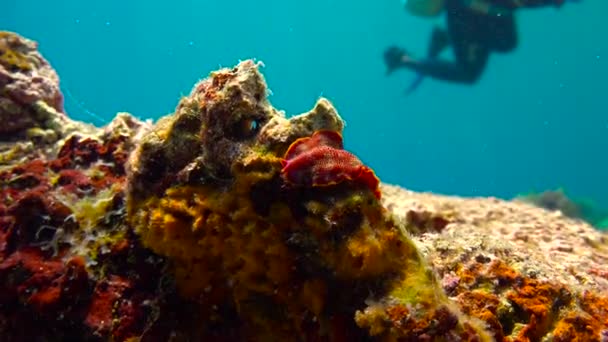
left=384, top=46, right=410, bottom=75
left=405, top=73, right=425, bottom=96
left=405, top=27, right=448, bottom=96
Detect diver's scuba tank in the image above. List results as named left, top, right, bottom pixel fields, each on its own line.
left=403, top=0, right=446, bottom=17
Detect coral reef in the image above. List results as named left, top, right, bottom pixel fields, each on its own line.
left=382, top=185, right=608, bottom=341
left=0, top=110, right=185, bottom=340
left=1, top=31, right=607, bottom=341
left=1, top=31, right=63, bottom=135
left=0, top=31, right=97, bottom=170
left=516, top=188, right=583, bottom=219
left=516, top=188, right=608, bottom=231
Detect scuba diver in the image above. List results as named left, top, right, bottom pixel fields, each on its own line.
left=385, top=0, right=580, bottom=94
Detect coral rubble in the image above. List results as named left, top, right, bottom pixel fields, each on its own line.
left=1, top=31, right=607, bottom=341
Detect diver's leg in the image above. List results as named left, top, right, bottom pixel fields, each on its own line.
left=397, top=4, right=491, bottom=84
left=384, top=15, right=490, bottom=83
left=398, top=42, right=489, bottom=84
left=384, top=26, right=449, bottom=75
left=428, top=26, right=450, bottom=58
left=383, top=45, right=488, bottom=84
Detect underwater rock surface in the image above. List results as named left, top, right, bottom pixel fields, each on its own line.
left=1, top=31, right=607, bottom=341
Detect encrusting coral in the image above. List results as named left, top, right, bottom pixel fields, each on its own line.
left=1, top=31, right=608, bottom=341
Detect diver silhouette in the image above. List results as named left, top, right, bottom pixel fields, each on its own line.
left=384, top=0, right=581, bottom=94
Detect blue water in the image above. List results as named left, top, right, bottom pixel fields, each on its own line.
left=3, top=0, right=607, bottom=205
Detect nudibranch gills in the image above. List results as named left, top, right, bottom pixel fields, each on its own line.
left=284, top=130, right=343, bottom=160
left=280, top=130, right=381, bottom=199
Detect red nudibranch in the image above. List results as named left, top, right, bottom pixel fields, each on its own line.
left=280, top=130, right=381, bottom=199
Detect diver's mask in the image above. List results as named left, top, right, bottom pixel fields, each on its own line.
left=403, top=0, right=446, bottom=17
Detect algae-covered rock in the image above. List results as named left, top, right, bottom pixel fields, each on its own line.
left=0, top=31, right=64, bottom=134
left=382, top=184, right=608, bottom=341
left=0, top=31, right=97, bottom=166
left=1, top=31, right=607, bottom=341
